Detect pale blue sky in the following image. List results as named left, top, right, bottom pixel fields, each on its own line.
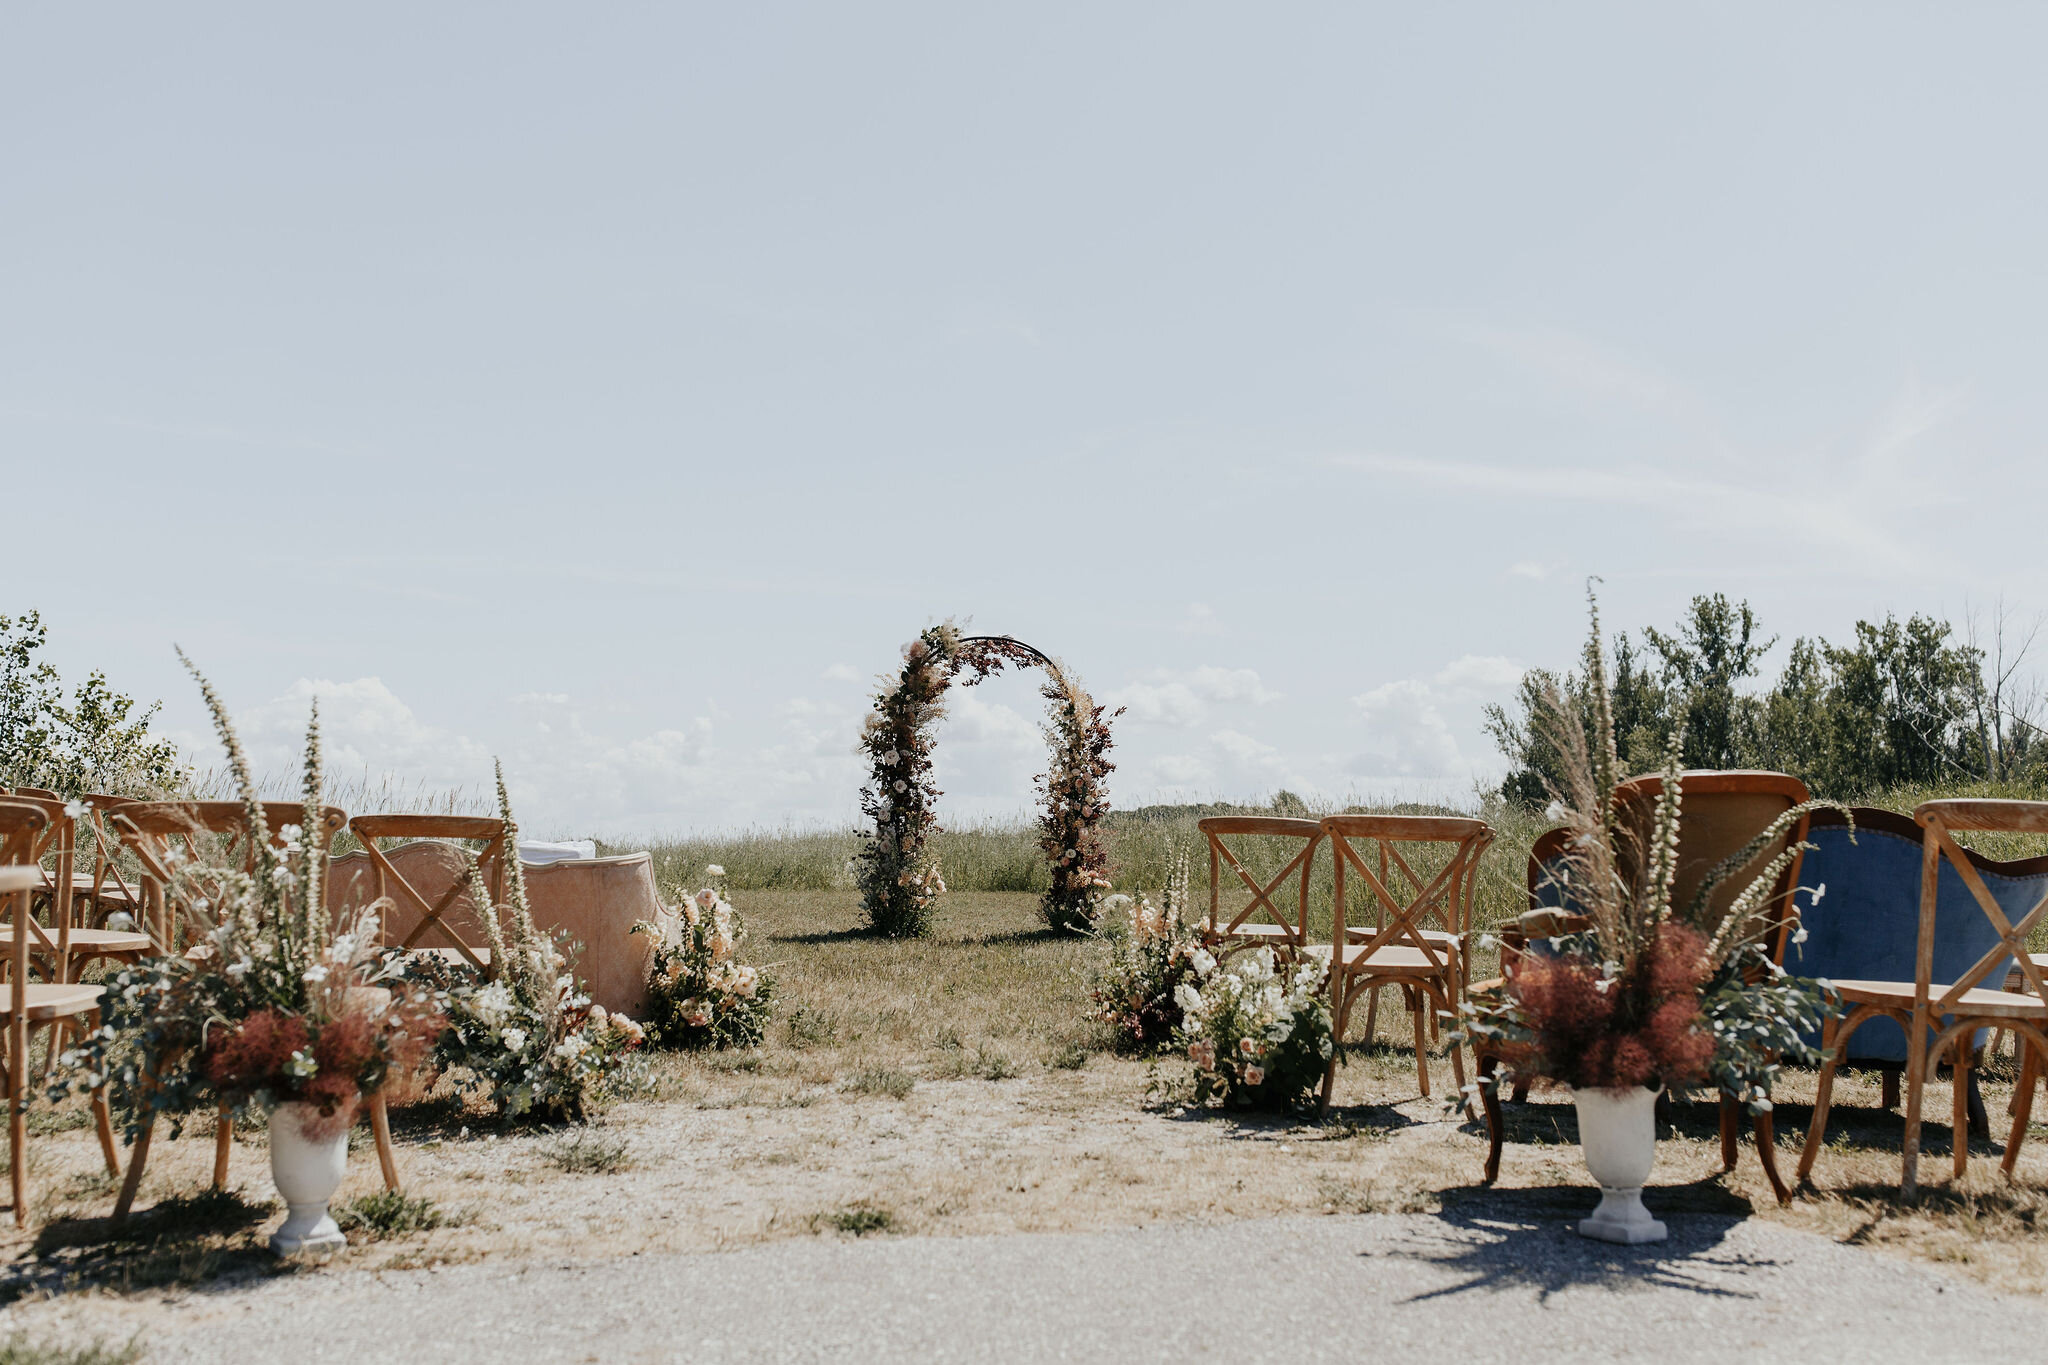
left=8, top=5, right=2043, bottom=834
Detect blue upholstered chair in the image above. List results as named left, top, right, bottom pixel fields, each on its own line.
left=1795, top=802, right=2048, bottom=1194
left=1786, top=807, right=2032, bottom=1066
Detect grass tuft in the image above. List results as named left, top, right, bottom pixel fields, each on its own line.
left=825, top=1204, right=893, bottom=1236
left=539, top=1129, right=632, bottom=1174
left=844, top=1068, right=916, bottom=1099
left=334, top=1190, right=448, bottom=1238
left=0, top=1335, right=143, bottom=1365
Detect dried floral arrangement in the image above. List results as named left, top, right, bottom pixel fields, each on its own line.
left=853, top=622, right=1118, bottom=937
left=1455, top=592, right=1842, bottom=1107
left=414, top=765, right=646, bottom=1123
left=634, top=866, right=775, bottom=1049
left=1173, top=946, right=1333, bottom=1112
left=1088, top=845, right=1205, bottom=1052
left=54, top=655, right=442, bottom=1142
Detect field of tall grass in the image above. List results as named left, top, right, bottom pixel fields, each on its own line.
left=615, top=777, right=2048, bottom=946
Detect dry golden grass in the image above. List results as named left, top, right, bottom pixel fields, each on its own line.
left=6, top=889, right=2047, bottom=1313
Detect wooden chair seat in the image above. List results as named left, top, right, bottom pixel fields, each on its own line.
left=1319, top=942, right=1444, bottom=974
left=2007, top=954, right=2048, bottom=993
left=0, top=927, right=153, bottom=957
left=1346, top=925, right=1458, bottom=949
left=0, top=981, right=106, bottom=1023
left=1215, top=922, right=1296, bottom=944
left=58, top=872, right=137, bottom=904
left=1832, top=979, right=2048, bottom=1021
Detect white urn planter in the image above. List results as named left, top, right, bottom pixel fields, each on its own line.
left=1572, top=1086, right=1667, bottom=1245
left=268, top=1102, right=349, bottom=1257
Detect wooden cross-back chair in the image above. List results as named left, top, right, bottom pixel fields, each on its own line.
left=0, top=814, right=120, bottom=1226
left=1319, top=814, right=1492, bottom=1107
left=346, top=815, right=509, bottom=974
left=1798, top=799, right=2048, bottom=1198
left=101, top=800, right=403, bottom=1218
left=5, top=788, right=140, bottom=931
left=1197, top=817, right=1326, bottom=956
left=1472, top=771, right=1811, bottom=1200
left=0, top=792, right=153, bottom=984
left=1338, top=817, right=1495, bottom=1053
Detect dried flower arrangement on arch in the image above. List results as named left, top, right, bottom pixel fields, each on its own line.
left=853, top=622, right=1119, bottom=937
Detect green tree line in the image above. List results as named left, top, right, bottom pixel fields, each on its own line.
left=1486, top=594, right=2046, bottom=803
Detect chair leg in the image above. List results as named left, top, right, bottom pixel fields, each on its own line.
left=212, top=1100, right=233, bottom=1188
left=1363, top=985, right=1380, bottom=1046
left=91, top=1087, right=118, bottom=1178
left=1798, top=1019, right=1845, bottom=1183
left=1882, top=1066, right=1900, bottom=1111
left=1719, top=1096, right=1740, bottom=1172
left=1953, top=1039, right=1973, bottom=1181
left=1409, top=992, right=1430, bottom=1099
left=112, top=1113, right=154, bottom=1224
left=1753, top=1108, right=1792, bottom=1205
left=2003, top=1040, right=2038, bottom=1180
left=1903, top=1017, right=1930, bottom=1199
left=1318, top=978, right=1348, bottom=1115
left=371, top=1092, right=401, bottom=1192
left=8, top=1057, right=23, bottom=1228
left=1479, top=1053, right=1504, bottom=1185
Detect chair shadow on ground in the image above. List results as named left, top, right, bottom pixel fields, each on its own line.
left=1160, top=1100, right=1425, bottom=1141
left=772, top=927, right=873, bottom=945
left=6, top=1186, right=289, bottom=1304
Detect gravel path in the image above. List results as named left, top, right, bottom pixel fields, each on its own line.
left=48, top=1207, right=2042, bottom=1364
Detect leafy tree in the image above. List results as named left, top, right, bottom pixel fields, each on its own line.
left=1640, top=594, right=1773, bottom=770
left=0, top=611, right=184, bottom=796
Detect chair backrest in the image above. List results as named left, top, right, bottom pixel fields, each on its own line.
left=0, top=793, right=83, bottom=958
left=337, top=815, right=510, bottom=970
left=1915, top=799, right=2048, bottom=1011
left=0, top=801, right=50, bottom=868
left=1197, top=817, right=1326, bottom=945
left=1528, top=769, right=1810, bottom=953
left=0, top=865, right=36, bottom=1017
left=110, top=800, right=347, bottom=952
left=1324, top=813, right=1492, bottom=972
left=1789, top=806, right=2043, bottom=1062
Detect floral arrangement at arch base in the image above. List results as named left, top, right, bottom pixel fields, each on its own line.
left=854, top=622, right=1119, bottom=938
left=53, top=654, right=443, bottom=1144
left=634, top=866, right=775, bottom=1049
left=412, top=764, right=646, bottom=1124
left=1452, top=591, right=1845, bottom=1112
left=1089, top=845, right=1205, bottom=1052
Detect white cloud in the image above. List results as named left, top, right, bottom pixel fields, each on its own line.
left=1345, top=655, right=1526, bottom=781
left=1176, top=602, right=1223, bottom=636
left=1349, top=679, right=1465, bottom=777
left=1105, top=666, right=1280, bottom=729
left=1431, top=655, right=1524, bottom=697
left=1508, top=560, right=1551, bottom=580
left=820, top=662, right=861, bottom=683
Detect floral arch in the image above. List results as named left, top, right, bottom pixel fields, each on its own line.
left=855, top=622, right=1119, bottom=937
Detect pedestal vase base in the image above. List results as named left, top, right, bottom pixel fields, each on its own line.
left=1577, top=1185, right=1667, bottom=1244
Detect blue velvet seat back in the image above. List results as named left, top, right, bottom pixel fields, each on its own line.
left=1791, top=809, right=2040, bottom=1063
